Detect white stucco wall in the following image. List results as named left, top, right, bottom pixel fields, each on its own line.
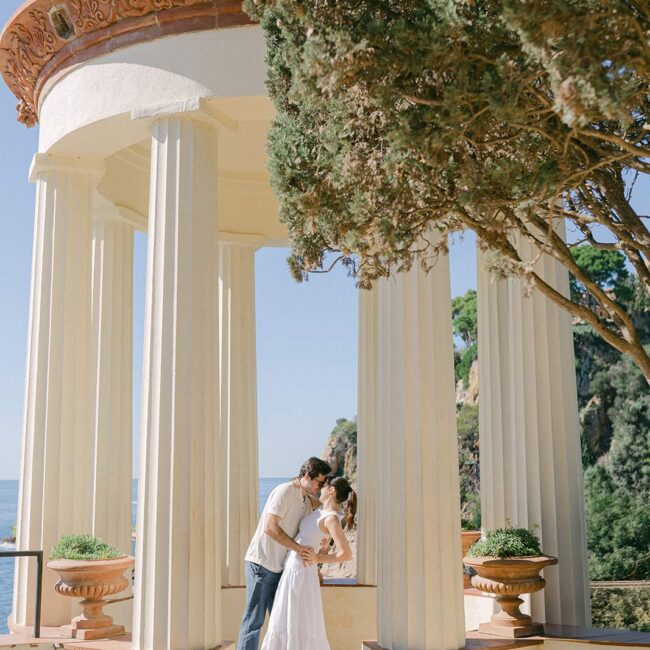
left=34, top=23, right=286, bottom=240
left=38, top=25, right=268, bottom=156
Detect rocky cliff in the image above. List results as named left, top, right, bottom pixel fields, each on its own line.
left=321, top=417, right=359, bottom=580
left=322, top=417, right=357, bottom=486
left=456, top=358, right=479, bottom=406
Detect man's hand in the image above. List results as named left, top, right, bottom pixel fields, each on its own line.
left=299, top=545, right=317, bottom=566
left=263, top=514, right=318, bottom=565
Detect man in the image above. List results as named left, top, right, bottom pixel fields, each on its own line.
left=236, top=456, right=332, bottom=650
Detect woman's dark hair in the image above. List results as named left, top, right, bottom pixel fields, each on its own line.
left=327, top=476, right=357, bottom=530
left=297, top=457, right=332, bottom=480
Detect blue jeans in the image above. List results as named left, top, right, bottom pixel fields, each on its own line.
left=236, top=561, right=283, bottom=650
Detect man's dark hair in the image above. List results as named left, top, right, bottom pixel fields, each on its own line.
left=297, top=457, right=331, bottom=480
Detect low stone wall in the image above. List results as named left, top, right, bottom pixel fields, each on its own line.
left=222, top=585, right=526, bottom=648
left=222, top=584, right=377, bottom=650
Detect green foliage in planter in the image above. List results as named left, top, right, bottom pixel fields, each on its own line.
left=468, top=527, right=541, bottom=558
left=50, top=534, right=121, bottom=561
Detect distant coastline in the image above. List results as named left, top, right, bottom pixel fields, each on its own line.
left=0, top=474, right=355, bottom=634
left=0, top=477, right=289, bottom=634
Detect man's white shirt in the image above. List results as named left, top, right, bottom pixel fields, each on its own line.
left=245, top=481, right=312, bottom=573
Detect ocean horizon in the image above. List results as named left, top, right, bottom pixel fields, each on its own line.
left=0, top=477, right=288, bottom=634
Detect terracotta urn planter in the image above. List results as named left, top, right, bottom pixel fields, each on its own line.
left=461, top=531, right=481, bottom=589
left=47, top=555, right=134, bottom=640
left=462, top=555, right=557, bottom=637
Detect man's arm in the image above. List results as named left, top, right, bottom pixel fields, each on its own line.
left=264, top=513, right=316, bottom=562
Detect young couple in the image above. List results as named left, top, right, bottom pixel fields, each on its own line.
left=236, top=457, right=357, bottom=650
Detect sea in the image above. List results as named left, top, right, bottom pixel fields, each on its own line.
left=0, top=477, right=288, bottom=634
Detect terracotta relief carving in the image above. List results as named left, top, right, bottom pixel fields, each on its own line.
left=114, top=0, right=181, bottom=13
left=1, top=6, right=59, bottom=127
left=0, top=0, right=248, bottom=127
left=65, top=0, right=113, bottom=31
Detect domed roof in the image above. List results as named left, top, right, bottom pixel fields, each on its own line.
left=0, top=0, right=251, bottom=127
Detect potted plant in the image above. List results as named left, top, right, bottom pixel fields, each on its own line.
left=463, top=527, right=557, bottom=638
left=47, top=534, right=134, bottom=640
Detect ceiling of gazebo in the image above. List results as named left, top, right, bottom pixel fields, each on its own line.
left=97, top=97, right=288, bottom=243
left=0, top=0, right=249, bottom=128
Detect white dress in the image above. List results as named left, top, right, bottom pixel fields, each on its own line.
left=261, top=508, right=339, bottom=650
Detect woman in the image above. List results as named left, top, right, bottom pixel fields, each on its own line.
left=261, top=476, right=357, bottom=650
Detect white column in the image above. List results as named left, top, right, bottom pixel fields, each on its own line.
left=219, top=236, right=260, bottom=587
left=133, top=116, right=221, bottom=650
left=90, top=214, right=135, bottom=629
left=13, top=154, right=101, bottom=628
left=91, top=215, right=134, bottom=554
left=477, top=240, right=590, bottom=626
left=357, top=286, right=378, bottom=585
left=477, top=258, right=519, bottom=530
left=375, top=253, right=465, bottom=650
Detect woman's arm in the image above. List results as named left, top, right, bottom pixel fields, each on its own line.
left=316, top=515, right=352, bottom=564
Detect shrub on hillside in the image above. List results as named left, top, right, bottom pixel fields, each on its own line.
left=591, top=587, right=650, bottom=632
left=585, top=465, right=650, bottom=580
left=456, top=344, right=477, bottom=389
left=604, top=354, right=650, bottom=494
left=457, top=403, right=480, bottom=530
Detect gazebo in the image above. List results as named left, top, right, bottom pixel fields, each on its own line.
left=0, top=1, right=589, bottom=649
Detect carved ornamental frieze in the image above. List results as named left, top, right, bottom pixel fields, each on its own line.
left=0, top=0, right=250, bottom=127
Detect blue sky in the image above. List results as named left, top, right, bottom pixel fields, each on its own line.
left=2, top=2, right=648, bottom=481
left=0, top=1, right=476, bottom=480
left=0, top=0, right=40, bottom=481
left=8, top=0, right=586, bottom=480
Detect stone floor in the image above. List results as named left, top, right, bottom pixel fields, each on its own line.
left=542, top=624, right=650, bottom=646
left=2, top=625, right=650, bottom=650
left=0, top=631, right=234, bottom=649
left=364, top=626, right=650, bottom=650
